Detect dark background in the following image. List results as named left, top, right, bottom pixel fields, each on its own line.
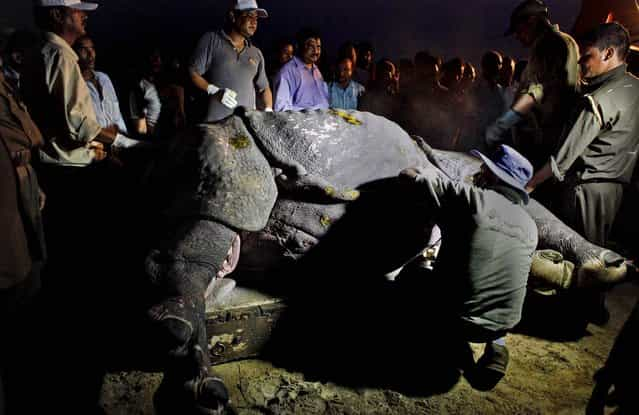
left=2, top=0, right=581, bottom=65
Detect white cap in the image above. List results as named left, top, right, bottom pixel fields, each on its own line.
left=233, top=0, right=268, bottom=18
left=35, top=0, right=98, bottom=11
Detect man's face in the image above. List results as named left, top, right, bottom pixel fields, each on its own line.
left=279, top=44, right=294, bottom=65
left=234, top=10, right=259, bottom=38
left=337, top=59, right=353, bottom=83
left=8, top=51, right=23, bottom=69
left=361, top=50, right=372, bottom=67
left=64, top=8, right=88, bottom=37
left=514, top=18, right=536, bottom=48
left=579, top=45, right=610, bottom=80
left=302, top=38, right=321, bottom=65
left=75, top=37, right=96, bottom=71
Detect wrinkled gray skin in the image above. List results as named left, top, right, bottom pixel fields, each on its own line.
left=144, top=109, right=627, bottom=412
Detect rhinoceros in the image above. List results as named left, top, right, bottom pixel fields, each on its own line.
left=143, top=109, right=629, bottom=414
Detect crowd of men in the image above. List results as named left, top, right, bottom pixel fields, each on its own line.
left=2, top=0, right=639, bottom=413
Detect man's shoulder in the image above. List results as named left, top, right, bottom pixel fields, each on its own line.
left=94, top=71, right=112, bottom=82
left=277, top=58, right=301, bottom=77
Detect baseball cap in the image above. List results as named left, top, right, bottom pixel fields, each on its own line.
left=232, top=0, right=268, bottom=18
left=504, top=0, right=549, bottom=36
left=471, top=145, right=533, bottom=203
left=34, top=0, right=98, bottom=11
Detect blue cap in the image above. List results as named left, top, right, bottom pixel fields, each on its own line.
left=471, top=145, right=533, bottom=203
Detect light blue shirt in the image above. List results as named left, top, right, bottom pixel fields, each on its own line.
left=273, top=56, right=329, bottom=111
left=85, top=71, right=128, bottom=134
left=328, top=80, right=365, bottom=110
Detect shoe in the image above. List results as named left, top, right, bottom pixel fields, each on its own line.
left=466, top=343, right=509, bottom=391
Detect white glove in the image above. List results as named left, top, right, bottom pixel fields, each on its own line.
left=206, top=84, right=220, bottom=95
left=113, top=133, right=152, bottom=149
left=220, top=88, right=238, bottom=109
left=207, top=84, right=238, bottom=109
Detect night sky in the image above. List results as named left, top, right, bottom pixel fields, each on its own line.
left=1, top=0, right=582, bottom=65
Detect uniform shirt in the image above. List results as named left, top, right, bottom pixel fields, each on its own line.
left=514, top=24, right=580, bottom=167
left=551, top=65, right=639, bottom=184
left=0, top=72, right=45, bottom=287
left=412, top=165, right=538, bottom=333
left=85, top=71, right=128, bottom=134
left=273, top=56, right=329, bottom=111
left=190, top=29, right=269, bottom=122
left=21, top=32, right=101, bottom=166
left=519, top=25, right=579, bottom=109
left=328, top=80, right=365, bottom=110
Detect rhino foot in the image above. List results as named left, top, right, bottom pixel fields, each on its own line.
left=148, top=297, right=195, bottom=358
left=576, top=251, right=628, bottom=289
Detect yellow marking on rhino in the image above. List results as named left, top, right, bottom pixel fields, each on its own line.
left=342, top=189, right=360, bottom=200
left=229, top=135, right=251, bottom=149
left=329, top=109, right=363, bottom=126
left=320, top=216, right=332, bottom=227
left=324, top=186, right=336, bottom=197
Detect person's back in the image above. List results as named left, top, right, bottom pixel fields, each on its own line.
left=401, top=144, right=537, bottom=389
left=435, top=183, right=537, bottom=331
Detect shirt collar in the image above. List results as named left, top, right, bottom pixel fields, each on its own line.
left=292, top=56, right=316, bottom=71
left=220, top=29, right=251, bottom=49
left=45, top=32, right=79, bottom=61
left=488, top=184, right=526, bottom=205
left=582, top=64, right=627, bottom=92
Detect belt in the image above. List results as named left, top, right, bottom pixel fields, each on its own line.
left=578, top=178, right=627, bottom=186
left=10, top=150, right=32, bottom=167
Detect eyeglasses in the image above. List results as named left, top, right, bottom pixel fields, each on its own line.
left=239, top=13, right=259, bottom=21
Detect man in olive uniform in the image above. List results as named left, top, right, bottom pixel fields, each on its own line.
left=526, top=23, right=639, bottom=325
left=0, top=69, right=46, bottom=414
left=486, top=0, right=579, bottom=170
left=526, top=22, right=639, bottom=248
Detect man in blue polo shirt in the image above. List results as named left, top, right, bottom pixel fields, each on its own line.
left=328, top=57, right=365, bottom=110
left=273, top=28, right=329, bottom=111
left=189, top=0, right=272, bottom=122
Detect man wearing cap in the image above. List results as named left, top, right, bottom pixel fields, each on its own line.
left=401, top=144, right=538, bottom=390
left=485, top=0, right=579, bottom=170
left=189, top=0, right=272, bottom=122
left=273, top=27, right=330, bottom=111
left=22, top=0, right=139, bottom=166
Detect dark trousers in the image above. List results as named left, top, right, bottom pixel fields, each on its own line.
left=0, top=265, right=41, bottom=415
left=556, top=181, right=624, bottom=247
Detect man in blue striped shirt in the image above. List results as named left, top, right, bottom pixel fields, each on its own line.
left=328, top=57, right=365, bottom=110
left=74, top=35, right=128, bottom=134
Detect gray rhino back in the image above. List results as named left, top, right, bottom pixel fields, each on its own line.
left=238, top=110, right=433, bottom=273
left=243, top=109, right=428, bottom=190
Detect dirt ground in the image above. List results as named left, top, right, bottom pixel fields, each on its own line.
left=100, top=282, right=638, bottom=415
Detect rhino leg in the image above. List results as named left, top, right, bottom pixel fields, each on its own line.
left=145, top=219, right=238, bottom=413
left=525, top=200, right=628, bottom=290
